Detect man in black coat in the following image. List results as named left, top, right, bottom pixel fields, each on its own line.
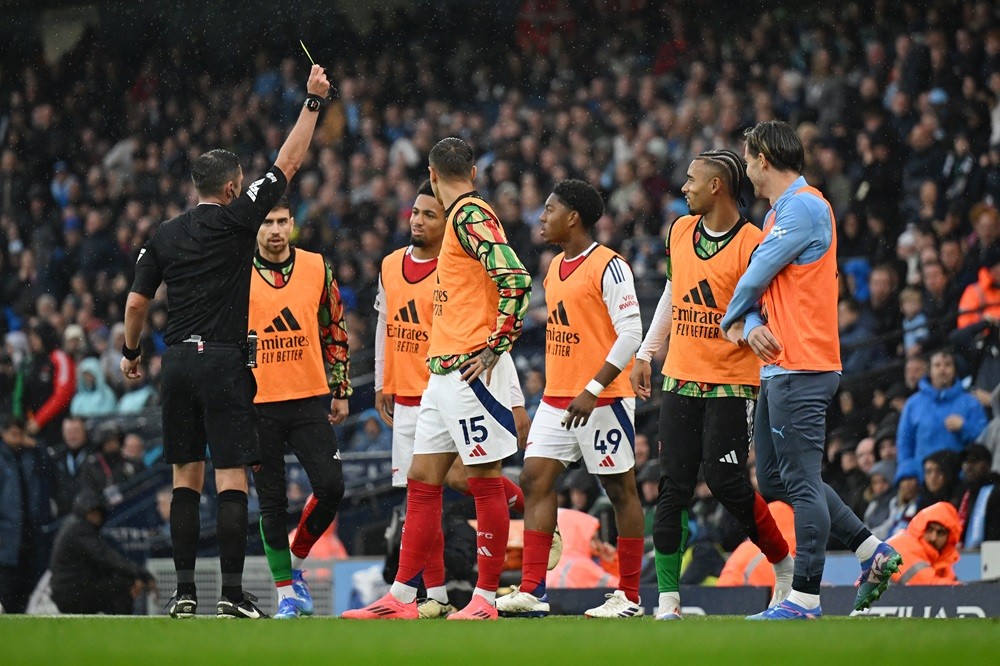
left=49, top=491, right=154, bottom=615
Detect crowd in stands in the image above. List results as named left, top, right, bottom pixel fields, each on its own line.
left=2, top=0, right=1000, bottom=611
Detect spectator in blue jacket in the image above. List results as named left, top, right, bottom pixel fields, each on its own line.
left=897, top=348, right=988, bottom=482
left=0, top=416, right=55, bottom=613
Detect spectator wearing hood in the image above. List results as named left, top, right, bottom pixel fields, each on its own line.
left=956, top=444, right=1000, bottom=549
left=49, top=491, right=154, bottom=614
left=69, top=357, right=117, bottom=419
left=862, top=459, right=897, bottom=531
left=347, top=408, right=392, bottom=453
left=22, top=321, right=75, bottom=444
left=897, top=348, right=987, bottom=481
left=545, top=508, right=618, bottom=591
left=886, top=501, right=961, bottom=586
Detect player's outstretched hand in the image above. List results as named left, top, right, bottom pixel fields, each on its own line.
left=306, top=64, right=330, bottom=98
left=328, top=398, right=349, bottom=425
left=562, top=390, right=598, bottom=430
left=630, top=359, right=652, bottom=400
left=747, top=325, right=782, bottom=363
left=460, top=347, right=499, bottom=386
left=513, top=405, right=530, bottom=449
left=375, top=390, right=395, bottom=427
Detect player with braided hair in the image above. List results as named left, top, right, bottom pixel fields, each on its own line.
left=630, top=149, right=793, bottom=620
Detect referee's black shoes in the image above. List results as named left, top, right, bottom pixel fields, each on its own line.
left=217, top=592, right=267, bottom=619
left=166, top=592, right=197, bottom=619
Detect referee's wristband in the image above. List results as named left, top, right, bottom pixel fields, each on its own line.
left=304, top=94, right=326, bottom=111
left=585, top=379, right=605, bottom=397
left=121, top=343, right=142, bottom=361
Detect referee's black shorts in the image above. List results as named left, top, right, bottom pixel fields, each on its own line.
left=161, top=343, right=259, bottom=468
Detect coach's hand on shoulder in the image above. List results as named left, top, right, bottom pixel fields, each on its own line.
left=747, top=325, right=782, bottom=364
left=513, top=406, right=530, bottom=449
left=460, top=347, right=499, bottom=386
left=375, top=390, right=395, bottom=427
left=306, top=64, right=331, bottom=98
left=328, top=398, right=349, bottom=425
left=630, top=359, right=652, bottom=400
left=563, top=390, right=598, bottom=430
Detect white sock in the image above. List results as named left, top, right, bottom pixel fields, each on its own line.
left=658, top=592, right=681, bottom=614
left=277, top=585, right=297, bottom=601
left=786, top=589, right=820, bottom=609
left=770, top=555, right=794, bottom=605
left=291, top=555, right=306, bottom=570
left=426, top=585, right=449, bottom=604
left=473, top=587, right=496, bottom=604
left=854, top=535, right=880, bottom=562
left=389, top=582, right=418, bottom=604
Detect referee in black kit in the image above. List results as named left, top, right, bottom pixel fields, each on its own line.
left=120, top=64, right=331, bottom=619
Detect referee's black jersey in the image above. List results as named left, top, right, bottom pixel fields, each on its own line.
left=130, top=166, right=288, bottom=346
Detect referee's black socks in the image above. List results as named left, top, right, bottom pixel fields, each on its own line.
left=217, top=489, right=250, bottom=602
left=171, top=487, right=202, bottom=597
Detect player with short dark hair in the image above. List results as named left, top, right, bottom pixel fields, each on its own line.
left=722, top=121, right=900, bottom=619
left=344, top=138, right=531, bottom=621
left=373, top=181, right=539, bottom=618
left=250, top=196, right=351, bottom=619
left=497, top=179, right=646, bottom=619
left=631, top=150, right=792, bottom=620
left=122, top=64, right=331, bottom=619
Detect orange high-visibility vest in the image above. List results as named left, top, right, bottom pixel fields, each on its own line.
left=542, top=245, right=635, bottom=398
left=664, top=215, right=762, bottom=386
left=249, top=250, right=329, bottom=403
left=380, top=248, right=436, bottom=398
left=758, top=186, right=841, bottom=372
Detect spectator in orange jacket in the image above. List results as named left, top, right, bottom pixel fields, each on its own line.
left=717, top=501, right=796, bottom=591
left=956, top=243, right=1000, bottom=329
left=886, top=501, right=961, bottom=586
left=546, top=508, right=619, bottom=590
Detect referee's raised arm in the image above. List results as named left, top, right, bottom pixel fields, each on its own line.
left=273, top=64, right=330, bottom=184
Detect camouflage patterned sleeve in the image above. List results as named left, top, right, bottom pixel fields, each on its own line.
left=319, top=259, right=352, bottom=398
left=454, top=203, right=532, bottom=354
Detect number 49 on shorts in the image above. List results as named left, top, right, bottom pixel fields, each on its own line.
left=593, top=429, right=622, bottom=455
left=460, top=416, right=488, bottom=446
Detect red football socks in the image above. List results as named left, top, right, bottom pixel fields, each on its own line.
left=290, top=495, right=320, bottom=560
left=423, top=527, right=446, bottom=590
left=752, top=493, right=791, bottom=564
left=463, top=477, right=525, bottom=515
left=617, top=537, right=644, bottom=604
left=520, top=529, right=553, bottom=597
left=466, top=476, right=510, bottom=592
left=395, top=479, right=444, bottom=586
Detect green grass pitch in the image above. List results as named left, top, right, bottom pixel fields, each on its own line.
left=1, top=616, right=995, bottom=665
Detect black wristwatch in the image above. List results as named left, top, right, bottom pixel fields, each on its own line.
left=304, top=94, right=325, bottom=112
left=121, top=342, right=142, bottom=361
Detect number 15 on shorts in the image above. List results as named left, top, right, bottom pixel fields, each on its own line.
left=460, top=416, right=488, bottom=446
left=594, top=429, right=622, bottom=455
